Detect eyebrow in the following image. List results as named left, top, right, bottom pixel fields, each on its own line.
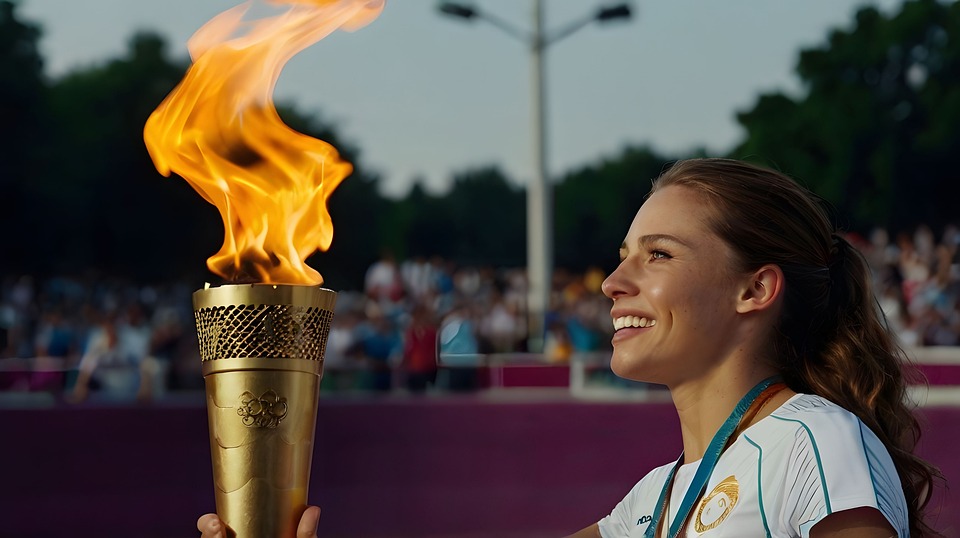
left=620, top=234, right=691, bottom=253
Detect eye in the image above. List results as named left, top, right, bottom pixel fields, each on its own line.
left=650, top=249, right=672, bottom=261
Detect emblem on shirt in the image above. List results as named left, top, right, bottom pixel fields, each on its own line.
left=694, top=475, right=739, bottom=532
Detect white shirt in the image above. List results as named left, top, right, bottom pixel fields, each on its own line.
left=598, top=393, right=909, bottom=537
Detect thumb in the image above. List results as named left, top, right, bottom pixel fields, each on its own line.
left=197, top=514, right=224, bottom=538
left=298, top=506, right=321, bottom=538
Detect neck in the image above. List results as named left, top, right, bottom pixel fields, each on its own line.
left=669, top=363, right=782, bottom=463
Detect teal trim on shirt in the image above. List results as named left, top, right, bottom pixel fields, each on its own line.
left=744, top=434, right=772, bottom=538
left=857, top=421, right=883, bottom=508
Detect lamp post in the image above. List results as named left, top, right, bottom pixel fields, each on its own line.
left=438, top=1, right=632, bottom=353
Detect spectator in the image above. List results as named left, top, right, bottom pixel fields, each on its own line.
left=401, top=303, right=439, bottom=393
left=364, top=250, right=403, bottom=305
left=354, top=310, right=400, bottom=392
left=70, top=303, right=154, bottom=403
left=479, top=292, right=522, bottom=353
left=322, top=304, right=364, bottom=391
left=438, top=304, right=480, bottom=391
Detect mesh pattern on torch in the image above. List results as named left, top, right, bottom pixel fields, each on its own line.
left=194, top=304, right=333, bottom=361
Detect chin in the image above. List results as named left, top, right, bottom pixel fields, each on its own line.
left=610, top=354, right=647, bottom=383
left=610, top=347, right=672, bottom=385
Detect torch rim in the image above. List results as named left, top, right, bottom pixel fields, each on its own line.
left=192, top=283, right=337, bottom=311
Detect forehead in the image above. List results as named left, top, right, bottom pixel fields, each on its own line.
left=624, top=185, right=716, bottom=241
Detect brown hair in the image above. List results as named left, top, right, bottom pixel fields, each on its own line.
left=652, top=158, right=940, bottom=536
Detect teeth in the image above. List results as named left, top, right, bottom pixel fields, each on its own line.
left=613, top=316, right=657, bottom=330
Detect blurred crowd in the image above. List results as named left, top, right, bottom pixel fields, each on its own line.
left=1, top=223, right=958, bottom=402
left=0, top=256, right=613, bottom=402
left=851, top=224, right=960, bottom=348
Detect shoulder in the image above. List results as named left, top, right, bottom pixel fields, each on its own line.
left=760, top=393, right=897, bottom=483
left=771, top=393, right=852, bottom=422
left=749, top=393, right=909, bottom=536
left=737, top=394, right=865, bottom=459
left=767, top=393, right=864, bottom=440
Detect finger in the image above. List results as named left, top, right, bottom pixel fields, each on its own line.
left=197, top=513, right=223, bottom=538
left=297, top=506, right=321, bottom=538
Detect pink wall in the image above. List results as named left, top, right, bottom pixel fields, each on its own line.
left=4, top=397, right=957, bottom=537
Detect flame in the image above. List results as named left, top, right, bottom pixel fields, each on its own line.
left=144, top=0, right=384, bottom=285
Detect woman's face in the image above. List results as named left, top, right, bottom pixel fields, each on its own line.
left=601, top=185, right=746, bottom=385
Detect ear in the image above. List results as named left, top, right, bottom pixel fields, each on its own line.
left=736, top=264, right=784, bottom=314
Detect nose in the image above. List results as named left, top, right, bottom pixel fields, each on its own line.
left=601, top=262, right=636, bottom=300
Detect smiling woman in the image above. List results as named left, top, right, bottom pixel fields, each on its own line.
left=566, top=158, right=941, bottom=537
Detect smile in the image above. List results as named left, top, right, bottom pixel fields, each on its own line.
left=613, top=316, right=657, bottom=330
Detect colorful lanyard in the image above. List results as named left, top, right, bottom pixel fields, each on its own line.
left=643, top=376, right=783, bottom=538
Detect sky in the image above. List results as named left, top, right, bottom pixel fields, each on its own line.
left=20, top=0, right=904, bottom=198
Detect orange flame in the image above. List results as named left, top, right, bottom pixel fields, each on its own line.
left=144, top=0, right=384, bottom=285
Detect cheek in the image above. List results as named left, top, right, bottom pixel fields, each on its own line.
left=661, top=279, right=729, bottom=330
left=649, top=277, right=696, bottom=315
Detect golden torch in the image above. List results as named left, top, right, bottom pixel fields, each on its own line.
left=143, top=1, right=384, bottom=536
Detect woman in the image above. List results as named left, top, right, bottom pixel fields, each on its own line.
left=199, top=158, right=939, bottom=537
left=569, top=158, right=938, bottom=537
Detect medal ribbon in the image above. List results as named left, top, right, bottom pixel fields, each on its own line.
left=643, top=376, right=784, bottom=538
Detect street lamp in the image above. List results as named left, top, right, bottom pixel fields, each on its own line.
left=438, top=1, right=632, bottom=353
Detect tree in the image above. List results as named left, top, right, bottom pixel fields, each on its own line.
left=377, top=181, right=454, bottom=261
left=734, top=0, right=960, bottom=233
left=0, top=0, right=47, bottom=268
left=554, top=146, right=674, bottom=273
left=306, top=154, right=391, bottom=291
left=1, top=27, right=385, bottom=286
left=40, top=32, right=201, bottom=279
left=441, top=166, right=525, bottom=266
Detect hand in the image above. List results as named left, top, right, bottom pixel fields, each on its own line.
left=197, top=506, right=321, bottom=538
